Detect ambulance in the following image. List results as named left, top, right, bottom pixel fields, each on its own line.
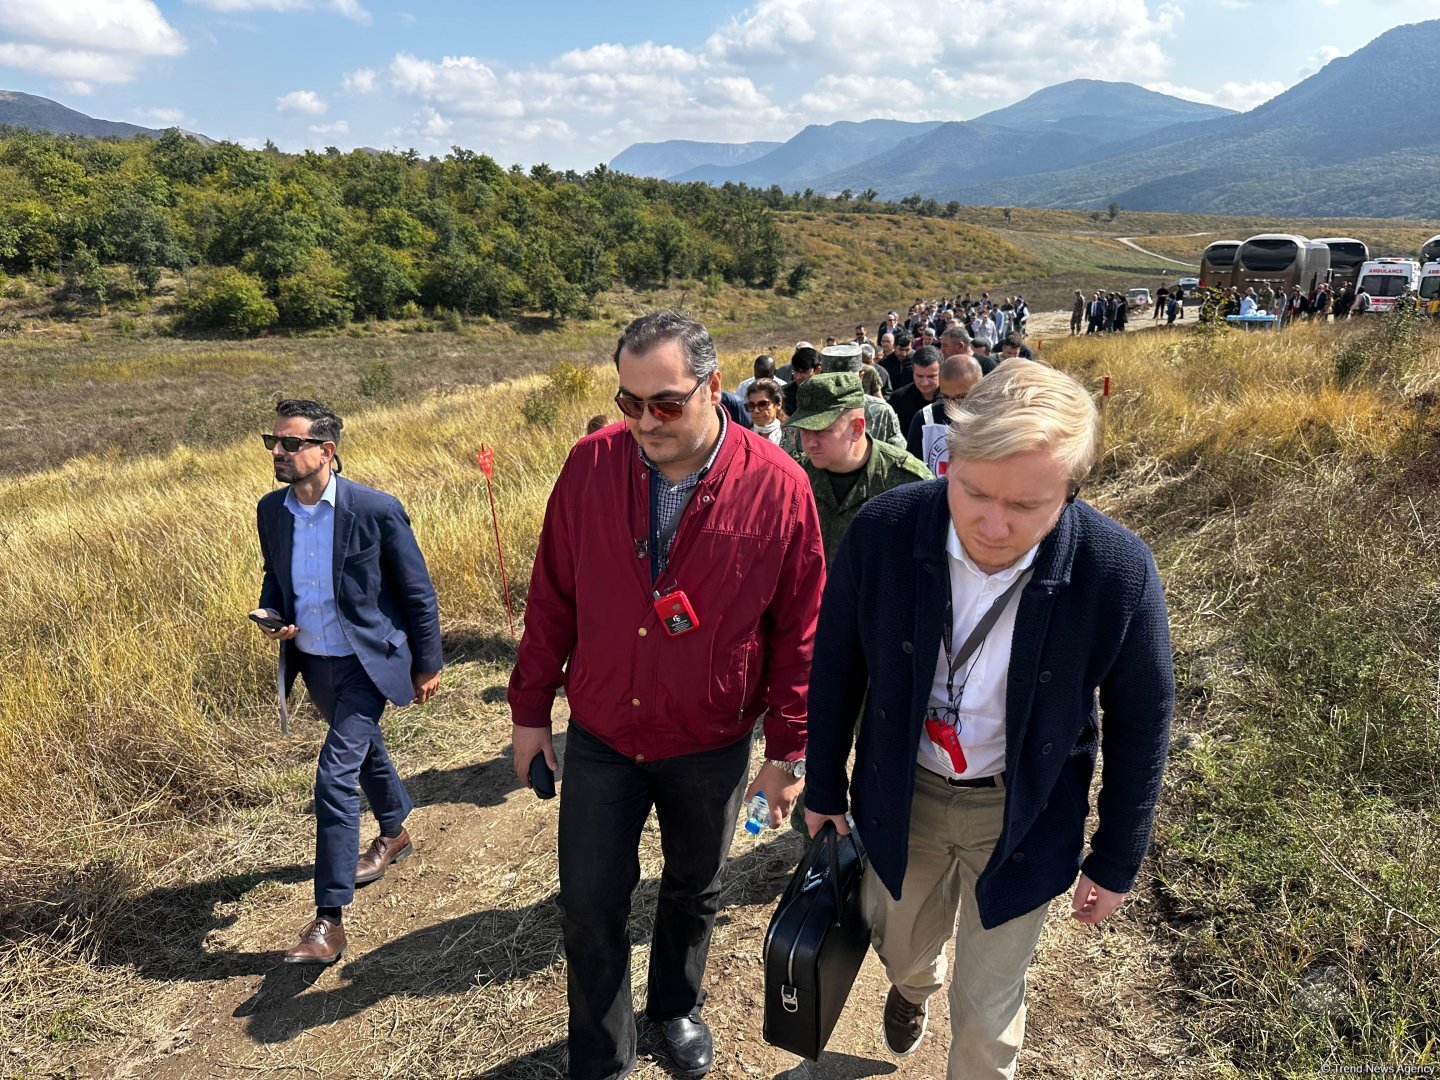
left=1356, top=258, right=1419, bottom=314
left=1419, top=262, right=1440, bottom=315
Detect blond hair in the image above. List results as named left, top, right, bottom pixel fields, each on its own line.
left=946, top=358, right=1099, bottom=487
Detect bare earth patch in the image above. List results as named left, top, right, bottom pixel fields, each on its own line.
left=41, top=658, right=1192, bottom=1080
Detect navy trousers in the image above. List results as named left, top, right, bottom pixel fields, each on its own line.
left=558, top=722, right=752, bottom=1080
left=298, top=652, right=412, bottom=909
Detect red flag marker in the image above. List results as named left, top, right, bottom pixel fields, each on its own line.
left=476, top=447, right=515, bottom=636
left=1103, top=375, right=1111, bottom=397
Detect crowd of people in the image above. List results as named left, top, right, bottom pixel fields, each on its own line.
left=252, top=303, right=1175, bottom=1080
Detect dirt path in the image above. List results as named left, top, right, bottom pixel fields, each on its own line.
left=1114, top=235, right=1209, bottom=268
left=63, top=662, right=1191, bottom=1080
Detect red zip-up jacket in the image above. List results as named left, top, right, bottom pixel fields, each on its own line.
left=508, top=420, right=825, bottom=762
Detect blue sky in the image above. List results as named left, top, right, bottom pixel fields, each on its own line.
left=0, top=1, right=1430, bottom=169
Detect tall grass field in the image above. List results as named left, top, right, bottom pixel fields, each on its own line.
left=2, top=312, right=1439, bottom=1075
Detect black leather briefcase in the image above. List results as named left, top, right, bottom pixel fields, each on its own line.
left=762, top=821, right=871, bottom=1061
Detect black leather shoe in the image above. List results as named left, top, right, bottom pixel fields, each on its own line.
left=657, top=1015, right=713, bottom=1077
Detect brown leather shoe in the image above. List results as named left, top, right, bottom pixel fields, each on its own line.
left=355, top=828, right=412, bottom=885
left=283, top=918, right=346, bottom=965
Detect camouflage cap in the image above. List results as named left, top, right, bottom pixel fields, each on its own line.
left=786, top=372, right=865, bottom=430
left=820, top=342, right=863, bottom=373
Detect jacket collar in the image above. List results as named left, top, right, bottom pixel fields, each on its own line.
left=912, top=477, right=1079, bottom=589
left=627, top=407, right=742, bottom=492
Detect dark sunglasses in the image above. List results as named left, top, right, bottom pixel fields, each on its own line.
left=744, top=399, right=778, bottom=412
left=614, top=375, right=706, bottom=422
left=262, top=433, right=327, bottom=453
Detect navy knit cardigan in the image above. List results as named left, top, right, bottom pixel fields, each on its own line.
left=805, top=479, right=1175, bottom=929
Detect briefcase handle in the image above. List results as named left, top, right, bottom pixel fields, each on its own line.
left=806, top=821, right=865, bottom=919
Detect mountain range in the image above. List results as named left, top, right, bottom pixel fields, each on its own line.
left=0, top=90, right=212, bottom=144
left=609, top=18, right=1440, bottom=218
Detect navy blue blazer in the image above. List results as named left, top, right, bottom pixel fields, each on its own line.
left=257, top=475, right=444, bottom=707
left=805, top=479, right=1174, bottom=929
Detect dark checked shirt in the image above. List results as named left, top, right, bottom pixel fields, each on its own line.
left=638, top=407, right=728, bottom=579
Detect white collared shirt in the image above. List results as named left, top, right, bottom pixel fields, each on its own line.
left=916, top=526, right=1040, bottom=781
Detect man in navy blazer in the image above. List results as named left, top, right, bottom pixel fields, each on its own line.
left=253, top=399, right=443, bottom=964
left=805, top=361, right=1174, bottom=1078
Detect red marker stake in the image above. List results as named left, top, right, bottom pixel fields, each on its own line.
left=476, top=446, right=516, bottom=636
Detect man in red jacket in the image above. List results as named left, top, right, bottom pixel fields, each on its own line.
left=509, top=310, right=826, bottom=1080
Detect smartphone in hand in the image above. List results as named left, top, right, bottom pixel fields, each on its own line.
left=249, top=610, right=287, bottom=631
left=528, top=754, right=556, bottom=800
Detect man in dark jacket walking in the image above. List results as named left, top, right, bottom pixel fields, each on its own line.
left=805, top=359, right=1174, bottom=1078
left=510, top=311, right=826, bottom=1080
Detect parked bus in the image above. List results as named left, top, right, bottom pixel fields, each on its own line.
left=1420, top=235, right=1440, bottom=265
left=1356, top=258, right=1419, bottom=314
left=1233, top=234, right=1331, bottom=295
left=1314, top=237, right=1369, bottom=289
left=1199, top=240, right=1242, bottom=289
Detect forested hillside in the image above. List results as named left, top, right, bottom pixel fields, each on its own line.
left=0, top=128, right=815, bottom=331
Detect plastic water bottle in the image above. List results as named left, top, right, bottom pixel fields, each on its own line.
left=743, top=792, right=768, bottom=835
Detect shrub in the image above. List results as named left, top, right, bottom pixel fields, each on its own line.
left=785, top=259, right=816, bottom=296
left=547, top=359, right=593, bottom=402
left=357, top=359, right=396, bottom=400
left=275, top=250, right=353, bottom=329
left=520, top=388, right=559, bottom=428
left=177, top=267, right=277, bottom=335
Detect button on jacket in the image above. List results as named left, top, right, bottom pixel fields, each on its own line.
left=509, top=422, right=826, bottom=763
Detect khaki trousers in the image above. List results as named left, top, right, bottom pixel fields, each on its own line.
left=862, top=767, right=1049, bottom=1080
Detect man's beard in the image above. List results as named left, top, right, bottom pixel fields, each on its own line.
left=274, top=458, right=324, bottom=485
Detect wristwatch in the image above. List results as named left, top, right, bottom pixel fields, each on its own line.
left=767, top=757, right=806, bottom=779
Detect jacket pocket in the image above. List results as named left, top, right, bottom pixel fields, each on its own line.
left=709, top=635, right=758, bottom=714
left=385, top=626, right=408, bottom=652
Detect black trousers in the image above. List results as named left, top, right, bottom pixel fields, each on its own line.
left=558, top=722, right=752, bottom=1080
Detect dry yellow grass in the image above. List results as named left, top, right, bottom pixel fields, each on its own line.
left=6, top=316, right=1440, bottom=1075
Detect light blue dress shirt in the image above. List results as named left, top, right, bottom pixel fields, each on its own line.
left=285, top=473, right=355, bottom=657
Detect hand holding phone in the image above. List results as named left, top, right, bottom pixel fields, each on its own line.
left=528, top=754, right=556, bottom=800
left=249, top=609, right=287, bottom=631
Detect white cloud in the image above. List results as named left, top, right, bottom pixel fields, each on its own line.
left=277, top=89, right=327, bottom=114
left=137, top=105, right=189, bottom=126
left=309, top=119, right=349, bottom=135
left=1148, top=79, right=1286, bottom=112
left=185, top=0, right=371, bottom=24
left=342, top=66, right=377, bottom=93
left=1299, top=44, right=1344, bottom=78
left=0, top=0, right=183, bottom=87
left=0, top=43, right=140, bottom=83
left=0, top=0, right=184, bottom=56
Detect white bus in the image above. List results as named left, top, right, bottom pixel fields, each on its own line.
left=1420, top=235, right=1440, bottom=265
left=1356, top=258, right=1420, bottom=314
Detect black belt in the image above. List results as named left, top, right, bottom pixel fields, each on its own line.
left=945, top=772, right=1003, bottom=788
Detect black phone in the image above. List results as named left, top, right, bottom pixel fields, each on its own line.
left=249, top=611, right=287, bottom=631
left=528, top=754, right=556, bottom=800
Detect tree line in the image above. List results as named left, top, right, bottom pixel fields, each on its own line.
left=0, top=127, right=841, bottom=332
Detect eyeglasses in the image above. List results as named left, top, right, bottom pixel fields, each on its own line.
left=744, top=399, right=777, bottom=412
left=262, top=434, right=327, bottom=453
left=614, top=375, right=707, bottom=422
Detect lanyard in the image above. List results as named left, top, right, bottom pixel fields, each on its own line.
left=941, top=561, right=1034, bottom=706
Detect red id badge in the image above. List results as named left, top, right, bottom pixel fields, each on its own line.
left=654, top=590, right=701, bottom=636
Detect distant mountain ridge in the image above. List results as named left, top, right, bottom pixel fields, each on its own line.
left=669, top=119, right=944, bottom=189
left=609, top=81, right=1232, bottom=196
left=609, top=139, right=780, bottom=179
left=0, top=90, right=212, bottom=144
left=608, top=24, right=1440, bottom=218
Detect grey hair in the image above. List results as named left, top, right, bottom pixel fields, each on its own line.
left=612, top=310, right=718, bottom=379
left=940, top=324, right=972, bottom=346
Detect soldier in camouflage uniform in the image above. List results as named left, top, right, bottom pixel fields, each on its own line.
left=786, top=373, right=933, bottom=566
left=782, top=345, right=905, bottom=463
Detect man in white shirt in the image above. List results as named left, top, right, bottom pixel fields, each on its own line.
left=1239, top=289, right=1258, bottom=317
left=805, top=361, right=1175, bottom=1078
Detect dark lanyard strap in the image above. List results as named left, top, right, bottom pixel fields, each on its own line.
left=942, top=564, right=1034, bottom=703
